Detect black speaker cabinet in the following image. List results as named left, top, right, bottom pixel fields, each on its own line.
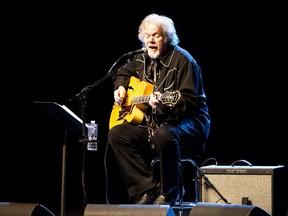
left=84, top=204, right=175, bottom=216
left=199, top=165, right=286, bottom=216
left=189, top=202, right=271, bottom=216
left=0, top=202, right=55, bottom=216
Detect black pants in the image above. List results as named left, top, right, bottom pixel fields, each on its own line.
left=108, top=121, right=204, bottom=200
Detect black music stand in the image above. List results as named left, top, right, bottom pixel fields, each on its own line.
left=34, top=101, right=83, bottom=216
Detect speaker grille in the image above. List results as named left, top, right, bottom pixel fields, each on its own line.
left=0, top=202, right=55, bottom=216
left=189, top=202, right=271, bottom=216
left=84, top=204, right=175, bottom=216
left=202, top=174, right=271, bottom=211
left=199, top=165, right=285, bottom=215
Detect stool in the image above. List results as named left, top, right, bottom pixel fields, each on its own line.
left=150, top=157, right=200, bottom=215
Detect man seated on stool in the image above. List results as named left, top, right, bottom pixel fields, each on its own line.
left=108, top=13, right=210, bottom=206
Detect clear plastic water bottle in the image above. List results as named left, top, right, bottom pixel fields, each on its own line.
left=87, top=120, right=98, bottom=151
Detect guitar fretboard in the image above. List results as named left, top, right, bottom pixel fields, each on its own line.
left=133, top=96, right=150, bottom=104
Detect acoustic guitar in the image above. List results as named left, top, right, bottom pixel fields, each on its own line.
left=109, top=76, right=181, bottom=129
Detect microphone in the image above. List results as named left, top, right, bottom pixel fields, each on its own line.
left=125, top=47, right=147, bottom=57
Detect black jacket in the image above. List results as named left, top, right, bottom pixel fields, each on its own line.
left=113, top=45, right=210, bottom=143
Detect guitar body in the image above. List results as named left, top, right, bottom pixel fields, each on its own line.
left=109, top=77, right=154, bottom=129
left=109, top=104, right=124, bottom=129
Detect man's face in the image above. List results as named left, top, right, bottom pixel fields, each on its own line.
left=143, top=23, right=167, bottom=59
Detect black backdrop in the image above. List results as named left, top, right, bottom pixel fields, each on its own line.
left=2, top=1, right=287, bottom=215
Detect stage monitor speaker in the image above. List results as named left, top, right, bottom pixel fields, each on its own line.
left=84, top=204, right=175, bottom=216
left=0, top=202, right=55, bottom=216
left=189, top=202, right=271, bottom=216
left=199, top=165, right=286, bottom=216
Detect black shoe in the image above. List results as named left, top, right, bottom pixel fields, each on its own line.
left=153, top=187, right=184, bottom=206
left=134, top=187, right=159, bottom=204
left=153, top=194, right=178, bottom=206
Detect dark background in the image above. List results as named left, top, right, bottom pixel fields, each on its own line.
left=2, top=1, right=287, bottom=215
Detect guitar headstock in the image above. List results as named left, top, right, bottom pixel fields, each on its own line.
left=159, top=91, right=181, bottom=106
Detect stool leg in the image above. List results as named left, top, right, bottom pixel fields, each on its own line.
left=195, top=166, right=200, bottom=202
left=183, top=158, right=200, bottom=203
left=179, top=161, right=184, bottom=216
left=151, top=157, right=200, bottom=215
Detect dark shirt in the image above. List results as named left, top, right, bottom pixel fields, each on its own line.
left=112, top=45, right=210, bottom=141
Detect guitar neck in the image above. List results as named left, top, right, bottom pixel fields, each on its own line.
left=132, top=95, right=150, bottom=104
left=132, top=90, right=180, bottom=105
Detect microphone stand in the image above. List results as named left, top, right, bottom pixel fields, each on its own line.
left=69, top=51, right=133, bottom=211
left=73, top=47, right=145, bottom=101
left=73, top=51, right=133, bottom=101
left=197, top=167, right=230, bottom=204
